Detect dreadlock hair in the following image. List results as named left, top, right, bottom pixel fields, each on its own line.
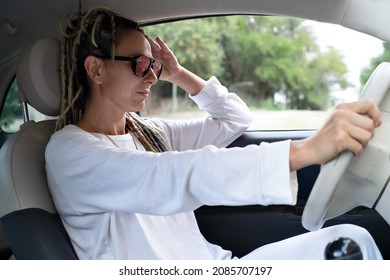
left=57, top=6, right=166, bottom=152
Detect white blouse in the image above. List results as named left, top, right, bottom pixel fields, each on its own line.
left=45, top=76, right=297, bottom=259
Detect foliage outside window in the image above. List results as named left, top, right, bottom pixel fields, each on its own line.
left=143, top=16, right=354, bottom=129
left=1, top=79, right=54, bottom=133
left=360, top=42, right=390, bottom=87
left=0, top=79, right=23, bottom=132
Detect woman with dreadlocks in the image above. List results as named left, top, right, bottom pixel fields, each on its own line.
left=46, top=6, right=383, bottom=259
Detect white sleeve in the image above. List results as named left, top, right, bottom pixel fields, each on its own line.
left=46, top=127, right=297, bottom=217
left=152, top=76, right=253, bottom=151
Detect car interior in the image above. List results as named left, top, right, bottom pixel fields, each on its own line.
left=0, top=37, right=77, bottom=259
left=1, top=0, right=390, bottom=260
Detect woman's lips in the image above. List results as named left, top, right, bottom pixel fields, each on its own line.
left=136, top=90, right=149, bottom=97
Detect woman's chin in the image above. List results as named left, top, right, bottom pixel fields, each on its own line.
left=130, top=102, right=146, bottom=113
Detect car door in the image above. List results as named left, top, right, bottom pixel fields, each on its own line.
left=0, top=64, right=19, bottom=260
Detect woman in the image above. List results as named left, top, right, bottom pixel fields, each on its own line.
left=45, top=6, right=383, bottom=259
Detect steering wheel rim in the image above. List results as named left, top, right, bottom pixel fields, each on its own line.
left=302, top=62, right=390, bottom=231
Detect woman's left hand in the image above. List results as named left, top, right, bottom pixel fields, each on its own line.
left=145, top=35, right=183, bottom=82
left=289, top=99, right=382, bottom=171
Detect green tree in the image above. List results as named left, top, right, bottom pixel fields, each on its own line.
left=360, top=42, right=390, bottom=87
left=146, top=19, right=223, bottom=78
left=220, top=17, right=350, bottom=110
left=144, top=16, right=350, bottom=111
left=0, top=80, right=22, bottom=130
left=144, top=19, right=225, bottom=113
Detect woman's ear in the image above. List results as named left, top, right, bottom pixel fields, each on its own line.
left=84, top=56, right=103, bottom=84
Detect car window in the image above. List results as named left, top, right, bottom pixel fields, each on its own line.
left=143, top=16, right=384, bottom=131
left=0, top=78, right=52, bottom=133
left=0, top=79, right=22, bottom=132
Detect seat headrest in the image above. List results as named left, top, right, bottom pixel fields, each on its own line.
left=16, top=37, right=61, bottom=116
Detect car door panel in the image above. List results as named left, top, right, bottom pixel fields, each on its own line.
left=0, top=132, right=12, bottom=259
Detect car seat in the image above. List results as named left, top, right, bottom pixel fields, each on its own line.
left=0, top=37, right=77, bottom=259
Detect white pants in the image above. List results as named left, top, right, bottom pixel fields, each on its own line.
left=241, top=224, right=383, bottom=260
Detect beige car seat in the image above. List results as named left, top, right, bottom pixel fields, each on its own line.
left=0, top=37, right=77, bottom=259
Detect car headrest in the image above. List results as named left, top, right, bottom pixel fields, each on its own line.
left=16, top=37, right=61, bottom=116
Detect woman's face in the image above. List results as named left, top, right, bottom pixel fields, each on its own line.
left=97, top=30, right=158, bottom=113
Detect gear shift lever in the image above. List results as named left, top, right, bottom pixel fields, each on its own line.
left=325, top=237, right=363, bottom=260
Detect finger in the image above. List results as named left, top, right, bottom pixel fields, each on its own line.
left=156, top=37, right=173, bottom=55
left=331, top=127, right=366, bottom=156
left=347, top=123, right=374, bottom=147
left=359, top=100, right=382, bottom=127
left=347, top=111, right=376, bottom=131
left=347, top=138, right=365, bottom=156
left=340, top=99, right=382, bottom=127
left=145, top=35, right=161, bottom=52
left=329, top=106, right=374, bottom=134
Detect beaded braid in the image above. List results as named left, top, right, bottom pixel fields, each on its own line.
left=126, top=113, right=167, bottom=153
left=57, top=6, right=166, bottom=152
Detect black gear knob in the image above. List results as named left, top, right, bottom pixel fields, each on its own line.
left=325, top=237, right=363, bottom=260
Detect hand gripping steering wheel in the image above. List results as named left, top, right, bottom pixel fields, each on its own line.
left=302, top=62, right=390, bottom=231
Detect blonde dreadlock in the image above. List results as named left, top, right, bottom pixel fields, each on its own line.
left=57, top=6, right=166, bottom=152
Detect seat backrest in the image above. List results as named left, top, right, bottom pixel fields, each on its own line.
left=0, top=37, right=77, bottom=259
left=0, top=120, right=56, bottom=215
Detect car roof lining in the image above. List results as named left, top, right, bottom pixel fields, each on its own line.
left=1, top=0, right=389, bottom=65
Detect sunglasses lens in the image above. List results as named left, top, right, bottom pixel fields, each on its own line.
left=135, top=56, right=151, bottom=77
left=134, top=56, right=163, bottom=78
left=152, top=60, right=163, bottom=78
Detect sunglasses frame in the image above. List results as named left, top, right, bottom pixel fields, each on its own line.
left=96, top=55, right=163, bottom=79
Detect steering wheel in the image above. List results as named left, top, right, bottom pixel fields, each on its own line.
left=302, top=62, right=390, bottom=231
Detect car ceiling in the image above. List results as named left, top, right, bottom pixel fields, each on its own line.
left=1, top=0, right=389, bottom=65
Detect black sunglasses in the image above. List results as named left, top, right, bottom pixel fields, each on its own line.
left=97, top=55, right=163, bottom=79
